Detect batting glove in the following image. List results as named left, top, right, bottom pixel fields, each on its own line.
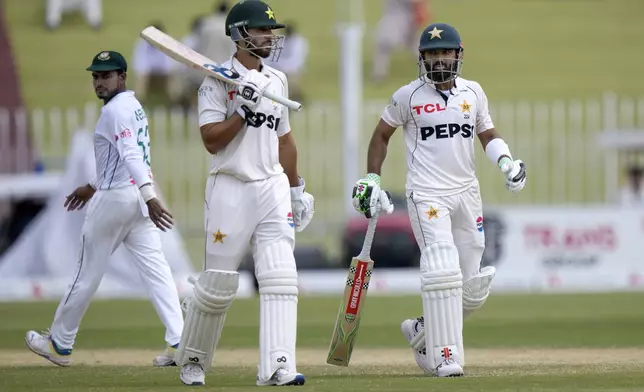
left=290, top=177, right=314, bottom=232
left=499, top=157, right=526, bottom=193
left=236, top=69, right=271, bottom=124
left=351, top=173, right=394, bottom=218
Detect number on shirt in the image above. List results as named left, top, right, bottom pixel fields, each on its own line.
left=137, top=125, right=150, bottom=167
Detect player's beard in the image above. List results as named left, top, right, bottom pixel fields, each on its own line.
left=426, top=59, right=457, bottom=83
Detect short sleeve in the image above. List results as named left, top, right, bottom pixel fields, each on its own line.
left=381, top=87, right=408, bottom=128
left=475, top=83, right=495, bottom=134
left=276, top=76, right=291, bottom=137
left=198, top=77, right=229, bottom=127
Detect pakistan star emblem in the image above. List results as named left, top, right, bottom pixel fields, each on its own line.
left=459, top=100, right=471, bottom=113
left=213, top=229, right=227, bottom=244
left=426, top=207, right=439, bottom=220
left=428, top=26, right=443, bottom=39
left=265, top=7, right=275, bottom=20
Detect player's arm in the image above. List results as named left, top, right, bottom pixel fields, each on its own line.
left=198, top=78, right=245, bottom=154
left=367, top=120, right=398, bottom=176
left=366, top=92, right=406, bottom=176
left=474, top=83, right=526, bottom=192
left=278, top=132, right=300, bottom=186
left=276, top=88, right=300, bottom=187
left=351, top=94, right=405, bottom=218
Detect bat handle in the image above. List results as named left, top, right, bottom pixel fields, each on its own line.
left=357, top=204, right=380, bottom=260
left=263, top=90, right=302, bottom=111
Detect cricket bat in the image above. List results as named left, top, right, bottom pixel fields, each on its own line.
left=139, top=26, right=302, bottom=111
left=326, top=207, right=380, bottom=367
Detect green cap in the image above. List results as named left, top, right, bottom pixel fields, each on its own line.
left=86, top=50, right=128, bottom=72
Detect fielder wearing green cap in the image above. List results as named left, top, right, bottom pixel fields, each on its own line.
left=24, top=50, right=185, bottom=369
left=86, top=50, right=129, bottom=103
left=351, top=22, right=527, bottom=377
left=175, top=0, right=311, bottom=388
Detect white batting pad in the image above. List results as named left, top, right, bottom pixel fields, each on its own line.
left=255, top=241, right=299, bottom=382
left=174, top=269, right=239, bottom=368
left=420, top=241, right=463, bottom=371
left=463, top=266, right=496, bottom=318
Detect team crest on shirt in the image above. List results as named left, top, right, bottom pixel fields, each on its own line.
left=287, top=212, right=294, bottom=228
left=459, top=100, right=471, bottom=120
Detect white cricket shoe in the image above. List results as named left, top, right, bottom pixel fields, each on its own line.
left=24, top=330, right=72, bottom=367
left=435, top=358, right=464, bottom=377
left=400, top=317, right=432, bottom=374
left=153, top=344, right=178, bottom=367
left=257, top=368, right=306, bottom=386
left=401, top=317, right=465, bottom=377
left=180, top=363, right=205, bottom=386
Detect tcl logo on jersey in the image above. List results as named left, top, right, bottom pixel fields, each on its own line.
left=420, top=124, right=473, bottom=140
left=412, top=103, right=446, bottom=115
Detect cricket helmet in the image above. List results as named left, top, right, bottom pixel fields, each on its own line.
left=225, top=1, right=285, bottom=37
left=225, top=1, right=286, bottom=61
left=417, top=23, right=464, bottom=84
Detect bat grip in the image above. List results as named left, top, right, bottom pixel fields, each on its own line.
left=357, top=205, right=380, bottom=260
left=263, top=90, right=302, bottom=112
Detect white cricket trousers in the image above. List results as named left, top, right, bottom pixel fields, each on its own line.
left=203, top=172, right=295, bottom=271
left=407, top=181, right=486, bottom=281
left=50, top=185, right=184, bottom=349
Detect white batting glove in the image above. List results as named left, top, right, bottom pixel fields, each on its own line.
left=290, top=177, right=314, bottom=232
left=351, top=173, right=394, bottom=218
left=499, top=157, right=526, bottom=193
left=236, top=69, right=271, bottom=124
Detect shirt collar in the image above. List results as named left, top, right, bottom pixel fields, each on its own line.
left=230, top=54, right=265, bottom=75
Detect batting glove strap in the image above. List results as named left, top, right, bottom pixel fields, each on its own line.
left=237, top=105, right=261, bottom=127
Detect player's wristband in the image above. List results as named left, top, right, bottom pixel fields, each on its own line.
left=485, top=138, right=513, bottom=168
left=139, top=183, right=157, bottom=202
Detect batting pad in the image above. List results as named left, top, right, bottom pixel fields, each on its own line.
left=174, top=269, right=239, bottom=368
left=255, top=241, right=299, bottom=382
left=463, top=266, right=496, bottom=318
left=420, top=242, right=464, bottom=370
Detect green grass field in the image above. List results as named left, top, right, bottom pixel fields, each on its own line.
left=2, top=292, right=644, bottom=391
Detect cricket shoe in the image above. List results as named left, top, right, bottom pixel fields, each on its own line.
left=435, top=358, right=464, bottom=377
left=401, top=317, right=432, bottom=374
left=153, top=343, right=178, bottom=366
left=180, top=363, right=205, bottom=386
left=257, top=368, right=306, bottom=386
left=25, top=330, right=72, bottom=367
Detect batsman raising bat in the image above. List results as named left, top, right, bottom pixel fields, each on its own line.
left=174, top=0, right=313, bottom=387
left=351, top=23, right=526, bottom=377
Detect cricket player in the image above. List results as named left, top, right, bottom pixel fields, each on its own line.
left=24, top=50, right=185, bottom=368
left=352, top=23, right=526, bottom=377
left=174, top=1, right=314, bottom=387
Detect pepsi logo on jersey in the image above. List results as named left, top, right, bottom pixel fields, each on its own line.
left=420, top=123, right=473, bottom=140
left=247, top=111, right=281, bottom=130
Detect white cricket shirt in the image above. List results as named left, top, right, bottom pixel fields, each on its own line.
left=381, top=77, right=495, bottom=196
left=198, top=56, right=291, bottom=182
left=91, top=91, right=153, bottom=190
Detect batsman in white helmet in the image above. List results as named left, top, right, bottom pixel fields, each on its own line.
left=175, top=0, right=313, bottom=387
left=351, top=22, right=526, bottom=377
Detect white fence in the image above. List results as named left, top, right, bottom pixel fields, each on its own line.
left=2, top=93, right=644, bottom=255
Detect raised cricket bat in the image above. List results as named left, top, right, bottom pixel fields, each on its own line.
left=326, top=207, right=380, bottom=367
left=139, top=26, right=302, bottom=111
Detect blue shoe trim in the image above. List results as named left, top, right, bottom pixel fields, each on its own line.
left=50, top=339, right=72, bottom=356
